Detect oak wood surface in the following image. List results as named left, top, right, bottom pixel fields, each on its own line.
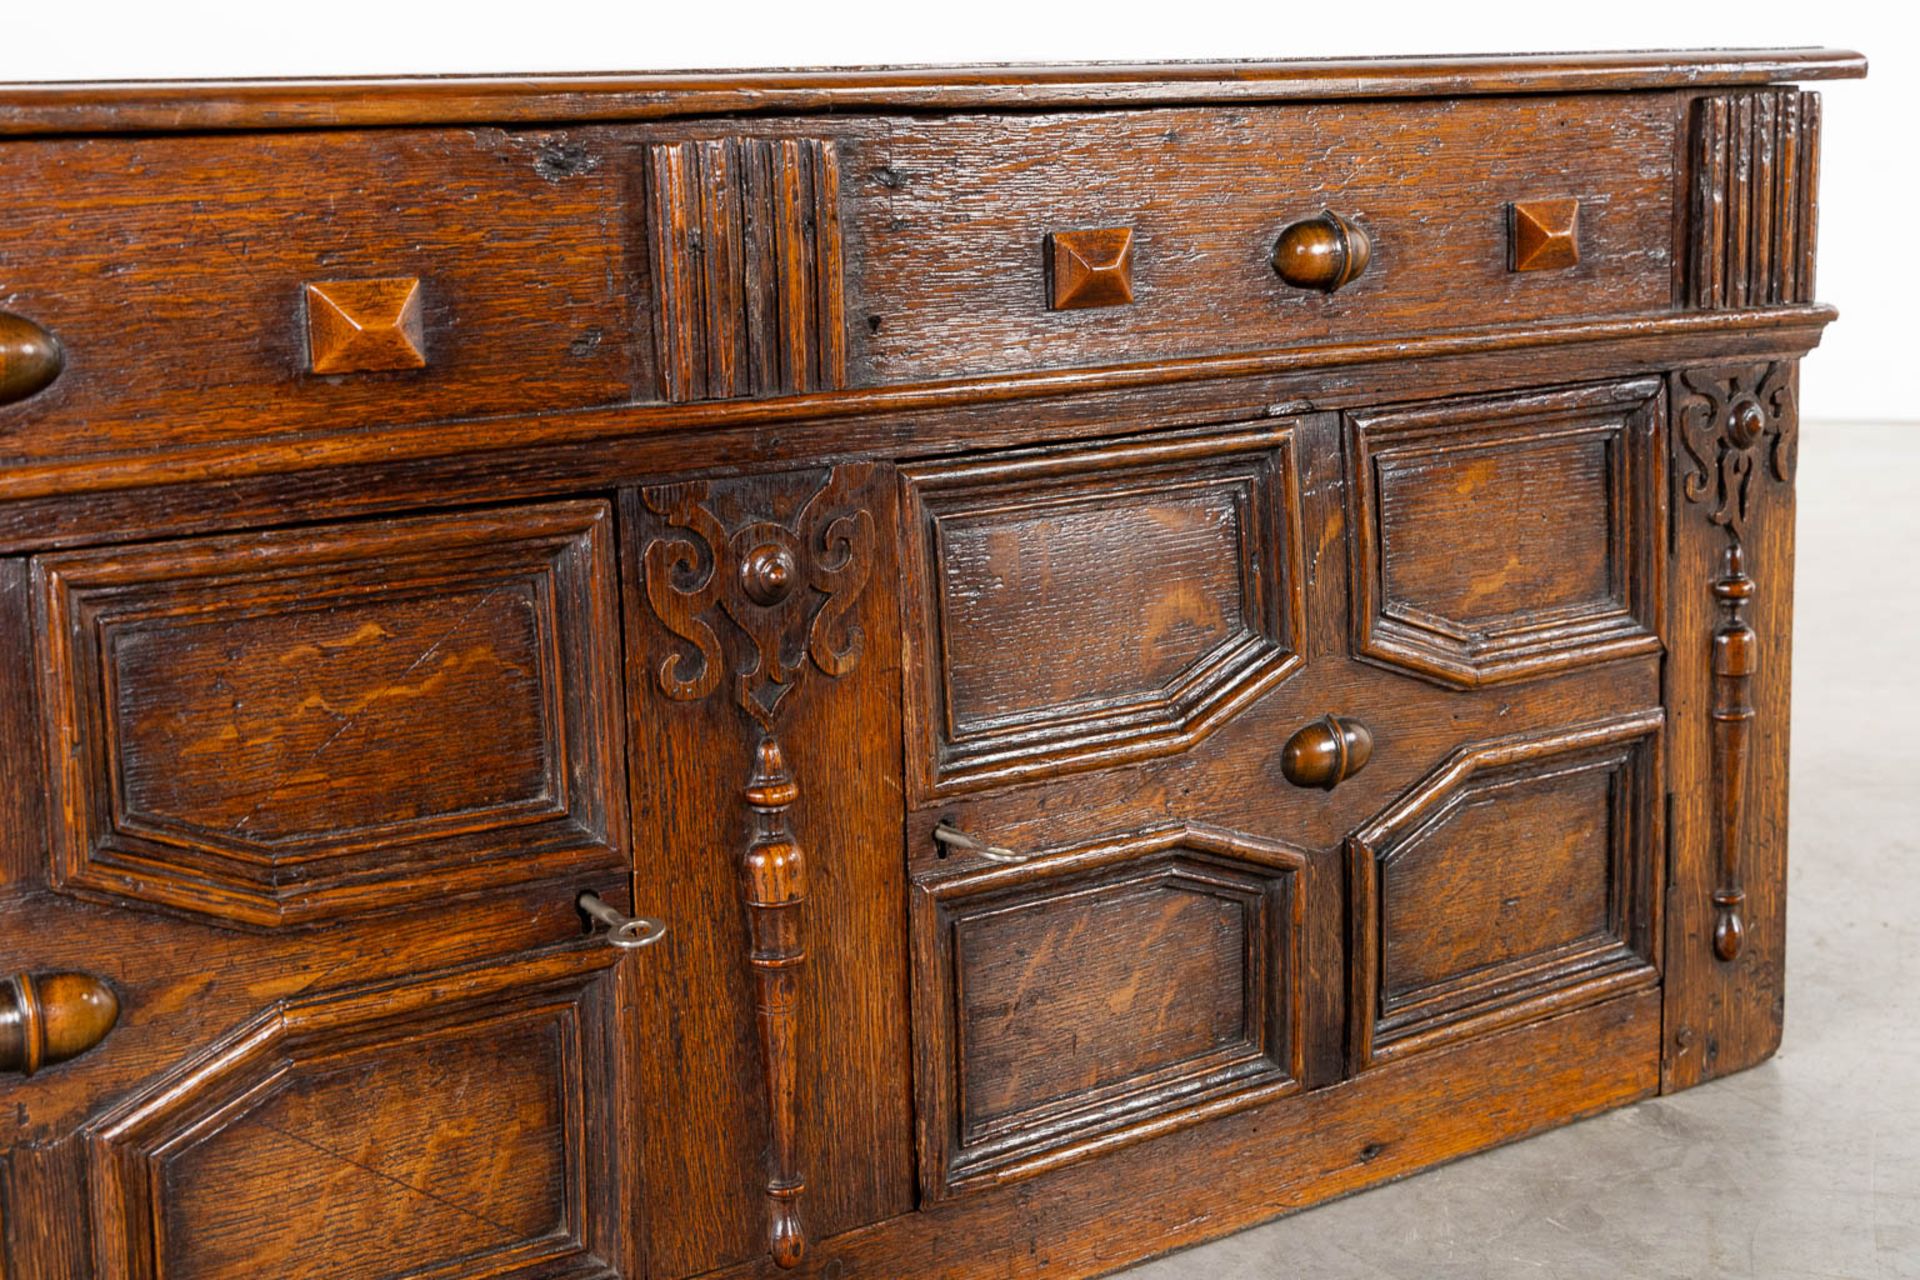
left=0, top=49, right=1864, bottom=137
left=0, top=52, right=1852, bottom=1280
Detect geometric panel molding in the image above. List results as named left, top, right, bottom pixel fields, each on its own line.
left=84, top=947, right=638, bottom=1278
left=1348, top=712, right=1664, bottom=1069
left=1347, top=380, right=1665, bottom=689
left=1687, top=89, right=1822, bottom=309
left=304, top=277, right=428, bottom=375
left=33, top=502, right=626, bottom=927
left=900, top=423, right=1306, bottom=797
left=913, top=823, right=1306, bottom=1199
left=644, top=136, right=846, bottom=402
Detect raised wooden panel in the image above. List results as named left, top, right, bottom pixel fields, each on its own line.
left=85, top=945, right=641, bottom=1279
left=34, top=503, right=625, bottom=926
left=901, top=424, right=1304, bottom=796
left=1348, top=380, right=1664, bottom=688
left=1349, top=713, right=1664, bottom=1068
left=1687, top=89, right=1821, bottom=309
left=913, top=825, right=1305, bottom=1198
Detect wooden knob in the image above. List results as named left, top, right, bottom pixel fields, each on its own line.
left=1280, top=714, right=1375, bottom=791
left=1271, top=212, right=1371, bottom=292
left=1, top=971, right=120, bottom=1076
left=0, top=311, right=65, bottom=407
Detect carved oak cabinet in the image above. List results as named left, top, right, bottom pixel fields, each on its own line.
left=0, top=48, right=1865, bottom=1278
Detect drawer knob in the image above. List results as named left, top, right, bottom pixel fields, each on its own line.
left=2, top=971, right=119, bottom=1077
left=0, top=311, right=65, bottom=407
left=1272, top=212, right=1371, bottom=292
left=1280, top=714, right=1374, bottom=790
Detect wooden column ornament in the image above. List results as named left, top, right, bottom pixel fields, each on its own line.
left=1675, top=363, right=1795, bottom=963
left=641, top=468, right=875, bottom=1269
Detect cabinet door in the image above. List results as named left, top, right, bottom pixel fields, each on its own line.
left=0, top=503, right=651, bottom=1279
left=897, top=386, right=1669, bottom=1199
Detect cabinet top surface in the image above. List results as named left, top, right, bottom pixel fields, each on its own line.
left=0, top=47, right=1865, bottom=137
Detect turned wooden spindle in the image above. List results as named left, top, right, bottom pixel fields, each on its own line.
left=1709, top=541, right=1757, bottom=961
left=1, top=971, right=119, bottom=1076
left=742, top=734, right=808, bottom=1268
left=0, top=311, right=65, bottom=407
left=1271, top=211, right=1371, bottom=292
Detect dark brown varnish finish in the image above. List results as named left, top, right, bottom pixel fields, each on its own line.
left=0, top=49, right=1861, bottom=1280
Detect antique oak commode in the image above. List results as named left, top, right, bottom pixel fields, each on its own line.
left=0, top=48, right=1864, bottom=1279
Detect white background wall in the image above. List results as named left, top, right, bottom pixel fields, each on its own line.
left=3, top=0, right=1909, bottom=422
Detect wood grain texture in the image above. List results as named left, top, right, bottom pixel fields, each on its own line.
left=851, top=96, right=1676, bottom=385
left=0, top=304, right=1835, bottom=510
left=900, top=422, right=1304, bottom=796
left=0, top=54, right=1854, bottom=1280
left=1349, top=713, right=1665, bottom=1068
left=0, top=126, right=636, bottom=466
left=711, top=990, right=1662, bottom=1280
left=913, top=825, right=1306, bottom=1198
left=1687, top=90, right=1822, bottom=308
left=645, top=137, right=845, bottom=403
left=1663, top=360, right=1800, bottom=1090
left=84, top=943, right=641, bottom=1280
left=1348, top=380, right=1666, bottom=688
left=622, top=467, right=911, bottom=1276
left=635, top=466, right=879, bottom=1267
left=33, top=502, right=627, bottom=926
left=0, top=50, right=1864, bottom=137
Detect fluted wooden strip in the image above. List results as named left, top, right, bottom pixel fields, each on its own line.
left=1688, top=89, right=1822, bottom=309
left=1799, top=93, right=1822, bottom=301
left=646, top=137, right=845, bottom=403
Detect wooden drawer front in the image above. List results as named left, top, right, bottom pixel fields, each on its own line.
left=1348, top=379, right=1666, bottom=687
left=912, top=825, right=1307, bottom=1198
left=33, top=502, right=625, bottom=926
left=0, top=127, right=633, bottom=465
left=901, top=424, right=1305, bottom=797
left=1350, top=713, right=1663, bottom=1068
left=85, top=946, right=641, bottom=1279
left=853, top=95, right=1676, bottom=384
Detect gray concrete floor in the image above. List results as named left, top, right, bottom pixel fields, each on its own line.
left=1122, top=422, right=1920, bottom=1279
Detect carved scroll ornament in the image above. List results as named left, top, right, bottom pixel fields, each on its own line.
left=1677, top=362, right=1797, bottom=543
left=1675, top=363, right=1796, bottom=963
left=641, top=468, right=874, bottom=1269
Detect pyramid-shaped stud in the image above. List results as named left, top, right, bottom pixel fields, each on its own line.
left=1509, top=199, right=1581, bottom=273
left=305, top=277, right=427, bottom=374
left=1048, top=227, right=1136, bottom=310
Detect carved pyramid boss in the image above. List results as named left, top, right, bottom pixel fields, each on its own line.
left=0, top=47, right=1864, bottom=1280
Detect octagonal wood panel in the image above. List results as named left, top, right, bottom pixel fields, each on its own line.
left=1348, top=380, right=1664, bottom=688
left=1348, top=712, right=1664, bottom=1068
left=34, top=503, right=625, bottom=926
left=85, top=945, right=641, bottom=1279
left=901, top=424, right=1304, bottom=796
left=912, top=824, right=1306, bottom=1198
